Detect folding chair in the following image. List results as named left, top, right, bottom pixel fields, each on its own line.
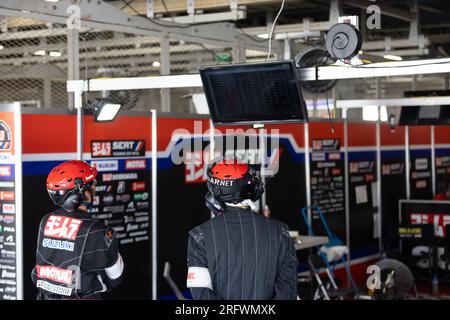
left=301, top=205, right=357, bottom=291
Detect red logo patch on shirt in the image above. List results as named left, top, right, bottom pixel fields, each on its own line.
left=44, top=215, right=82, bottom=240
left=36, top=265, right=73, bottom=285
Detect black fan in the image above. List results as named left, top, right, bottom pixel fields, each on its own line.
left=295, top=47, right=337, bottom=94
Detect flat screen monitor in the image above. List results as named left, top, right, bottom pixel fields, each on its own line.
left=199, top=60, right=308, bottom=125
left=400, top=90, right=450, bottom=125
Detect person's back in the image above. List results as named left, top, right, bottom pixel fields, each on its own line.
left=32, top=160, right=124, bottom=300
left=186, top=157, right=298, bottom=300
left=188, top=206, right=297, bottom=300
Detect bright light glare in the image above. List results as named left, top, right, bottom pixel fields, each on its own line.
left=363, top=105, right=387, bottom=121
left=257, top=34, right=269, bottom=39
left=152, top=61, right=161, bottom=67
left=383, top=55, right=403, bottom=61
left=33, top=50, right=46, bottom=56
left=49, top=51, right=62, bottom=57
left=96, top=103, right=122, bottom=121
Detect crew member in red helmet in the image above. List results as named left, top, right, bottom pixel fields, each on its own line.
left=31, top=160, right=124, bottom=300
left=186, top=157, right=298, bottom=300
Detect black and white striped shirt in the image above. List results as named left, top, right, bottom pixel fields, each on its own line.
left=187, top=207, right=298, bottom=300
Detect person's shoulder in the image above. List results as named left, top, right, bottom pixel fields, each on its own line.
left=261, top=215, right=290, bottom=232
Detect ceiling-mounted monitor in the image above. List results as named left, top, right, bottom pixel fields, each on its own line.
left=399, top=90, right=450, bottom=125
left=199, top=60, right=308, bottom=125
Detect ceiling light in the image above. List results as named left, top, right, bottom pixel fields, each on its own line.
left=93, top=99, right=122, bottom=122
left=257, top=34, right=270, bottom=39
left=0, top=45, right=4, bottom=50
left=45, top=0, right=60, bottom=2
left=49, top=51, right=61, bottom=57
left=383, top=54, right=403, bottom=61
left=33, top=50, right=46, bottom=56
left=152, top=61, right=161, bottom=67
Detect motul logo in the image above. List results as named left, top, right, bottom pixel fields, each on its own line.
left=44, top=216, right=82, bottom=240
left=125, top=160, right=146, bottom=170
left=0, top=166, right=11, bottom=176
left=37, top=265, right=73, bottom=285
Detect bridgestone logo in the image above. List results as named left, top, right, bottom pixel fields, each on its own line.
left=36, top=280, right=72, bottom=296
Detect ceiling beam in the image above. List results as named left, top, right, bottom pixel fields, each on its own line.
left=343, top=0, right=413, bottom=22
left=110, top=0, right=287, bottom=15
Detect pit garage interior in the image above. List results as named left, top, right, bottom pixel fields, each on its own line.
left=1, top=0, right=450, bottom=301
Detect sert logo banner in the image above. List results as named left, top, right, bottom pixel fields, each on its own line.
left=91, top=140, right=145, bottom=158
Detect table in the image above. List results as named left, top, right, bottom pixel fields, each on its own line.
left=294, top=236, right=329, bottom=251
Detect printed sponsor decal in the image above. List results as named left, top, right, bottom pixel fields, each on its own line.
left=115, top=194, right=131, bottom=203
left=0, top=166, right=11, bottom=177
left=2, top=204, right=14, bottom=214
left=37, top=266, right=73, bottom=285
left=42, top=238, right=75, bottom=252
left=102, top=173, right=138, bottom=182
left=0, top=191, right=14, bottom=201
left=91, top=141, right=112, bottom=157
left=0, top=215, right=14, bottom=224
left=102, top=193, right=114, bottom=206
left=90, top=160, right=119, bottom=172
left=133, top=192, right=149, bottom=201
left=91, top=140, right=145, bottom=158
left=135, top=236, right=149, bottom=243
left=125, top=159, right=146, bottom=170
left=131, top=182, right=146, bottom=192
left=0, top=181, right=13, bottom=188
left=95, top=185, right=112, bottom=193
left=93, top=196, right=100, bottom=206
left=117, top=181, right=126, bottom=194
left=136, top=202, right=149, bottom=210
left=415, top=158, right=428, bottom=171
left=416, top=179, right=427, bottom=189
left=44, top=216, right=82, bottom=240
left=311, top=153, right=326, bottom=162
left=1, top=270, right=15, bottom=279
left=103, top=206, right=125, bottom=214
left=3, top=227, right=14, bottom=233
left=317, top=162, right=336, bottom=168
left=312, top=139, right=340, bottom=151
left=328, top=152, right=341, bottom=160
left=0, top=121, right=12, bottom=151
left=36, top=280, right=72, bottom=296
left=411, top=213, right=450, bottom=237
left=126, top=202, right=135, bottom=212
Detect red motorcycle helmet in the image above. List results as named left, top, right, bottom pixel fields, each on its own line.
left=46, top=160, right=98, bottom=211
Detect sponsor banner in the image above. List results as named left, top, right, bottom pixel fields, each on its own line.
left=0, top=181, right=13, bottom=188
left=0, top=120, right=11, bottom=151
left=312, top=139, right=340, bottom=151
left=125, top=159, right=146, bottom=170
left=2, top=204, right=14, bottom=214
left=415, top=158, right=428, bottom=171
left=90, top=160, right=119, bottom=172
left=0, top=215, right=14, bottom=224
left=102, top=173, right=138, bottom=182
left=0, top=166, right=12, bottom=178
left=0, top=192, right=14, bottom=201
left=44, top=216, right=82, bottom=240
left=91, top=140, right=145, bottom=158
left=134, top=192, right=149, bottom=201
left=311, top=153, right=326, bottom=162
left=131, top=182, right=146, bottom=192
